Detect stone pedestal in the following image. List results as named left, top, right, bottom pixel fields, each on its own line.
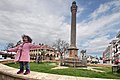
left=68, top=47, right=78, bottom=57
left=64, top=47, right=87, bottom=67
left=64, top=57, right=87, bottom=67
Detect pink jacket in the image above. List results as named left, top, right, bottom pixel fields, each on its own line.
left=8, top=43, right=33, bottom=62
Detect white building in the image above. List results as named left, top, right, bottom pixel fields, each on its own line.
left=0, top=55, right=3, bottom=59
left=103, top=31, right=120, bottom=64
left=115, top=31, right=120, bottom=65
left=87, top=55, right=99, bottom=64
left=103, top=46, right=112, bottom=64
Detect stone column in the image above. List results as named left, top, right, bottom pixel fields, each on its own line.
left=70, top=1, right=77, bottom=48
left=68, top=1, right=78, bottom=58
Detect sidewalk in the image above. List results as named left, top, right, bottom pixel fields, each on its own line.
left=0, top=64, right=116, bottom=80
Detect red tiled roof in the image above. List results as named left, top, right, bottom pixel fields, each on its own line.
left=0, top=51, right=5, bottom=55
left=31, top=45, right=42, bottom=49
left=31, top=45, right=54, bottom=51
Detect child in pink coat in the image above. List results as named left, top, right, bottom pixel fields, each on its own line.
left=7, top=35, right=33, bottom=75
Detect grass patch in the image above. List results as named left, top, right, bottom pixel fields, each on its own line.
left=6, top=62, right=120, bottom=79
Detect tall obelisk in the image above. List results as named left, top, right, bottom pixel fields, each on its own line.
left=68, top=1, right=78, bottom=58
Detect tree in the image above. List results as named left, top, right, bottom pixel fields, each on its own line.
left=3, top=43, right=14, bottom=58
left=15, top=40, right=22, bottom=46
left=52, top=39, right=69, bottom=66
left=6, top=43, right=14, bottom=50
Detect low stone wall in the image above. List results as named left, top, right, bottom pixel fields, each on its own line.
left=0, top=73, right=26, bottom=80
left=0, top=64, right=37, bottom=80
left=0, top=63, right=113, bottom=80
left=0, top=59, right=14, bottom=64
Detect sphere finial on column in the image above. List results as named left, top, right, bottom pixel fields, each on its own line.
left=72, top=1, right=76, bottom=4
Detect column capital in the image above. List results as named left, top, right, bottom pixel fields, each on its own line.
left=71, top=1, right=77, bottom=12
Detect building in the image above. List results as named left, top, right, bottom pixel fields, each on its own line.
left=103, top=46, right=112, bottom=64
left=103, top=31, right=120, bottom=64
left=0, top=51, right=16, bottom=59
left=0, top=52, right=4, bottom=59
left=87, top=55, right=99, bottom=64
left=115, top=31, right=120, bottom=64
left=30, top=44, right=59, bottom=60
left=1, top=44, right=60, bottom=61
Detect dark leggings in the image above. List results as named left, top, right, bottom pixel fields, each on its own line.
left=19, top=62, right=30, bottom=71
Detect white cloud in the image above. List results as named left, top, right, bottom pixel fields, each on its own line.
left=77, top=12, right=120, bottom=39
left=90, top=0, right=120, bottom=19
left=77, top=6, right=84, bottom=17
left=91, top=4, right=110, bottom=18
left=0, top=0, right=74, bottom=45
left=76, top=0, right=120, bottom=56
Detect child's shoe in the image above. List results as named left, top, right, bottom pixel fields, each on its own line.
left=17, top=70, right=24, bottom=74
left=24, top=70, right=30, bottom=75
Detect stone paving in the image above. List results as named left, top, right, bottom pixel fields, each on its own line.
left=0, top=63, right=116, bottom=80
left=78, top=67, right=105, bottom=72
left=51, top=66, right=69, bottom=70
left=52, top=66, right=105, bottom=72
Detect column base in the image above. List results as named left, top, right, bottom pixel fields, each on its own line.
left=68, top=47, right=78, bottom=57
left=64, top=57, right=87, bottom=67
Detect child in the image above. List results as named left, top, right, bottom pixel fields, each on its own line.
left=7, top=35, right=33, bottom=75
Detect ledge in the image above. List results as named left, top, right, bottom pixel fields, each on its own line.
left=0, top=63, right=113, bottom=80
left=0, top=59, right=14, bottom=64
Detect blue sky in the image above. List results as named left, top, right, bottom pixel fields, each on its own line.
left=0, top=0, right=120, bottom=57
